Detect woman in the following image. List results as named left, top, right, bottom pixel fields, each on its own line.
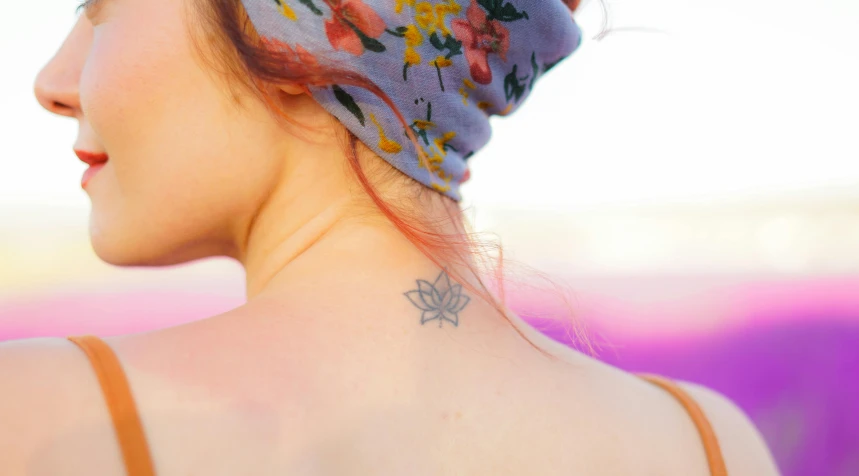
left=5, top=0, right=780, bottom=474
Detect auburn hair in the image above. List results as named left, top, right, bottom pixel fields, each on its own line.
left=187, top=0, right=595, bottom=359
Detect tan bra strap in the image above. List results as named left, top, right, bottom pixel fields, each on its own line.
left=639, top=373, right=727, bottom=476
left=68, top=335, right=156, bottom=476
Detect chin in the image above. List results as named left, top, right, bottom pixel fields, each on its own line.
left=88, top=228, right=158, bottom=267
left=86, top=215, right=165, bottom=266
left=88, top=220, right=232, bottom=267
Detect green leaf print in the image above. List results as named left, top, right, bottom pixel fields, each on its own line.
left=333, top=85, right=366, bottom=126
left=477, top=0, right=529, bottom=22
left=296, top=0, right=323, bottom=15
left=343, top=19, right=387, bottom=53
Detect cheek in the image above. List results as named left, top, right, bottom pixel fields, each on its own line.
left=79, top=7, right=279, bottom=258
left=81, top=13, right=200, bottom=181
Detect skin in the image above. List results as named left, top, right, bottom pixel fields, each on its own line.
left=16, top=0, right=781, bottom=474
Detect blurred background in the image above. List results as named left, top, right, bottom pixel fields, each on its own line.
left=2, top=0, right=858, bottom=474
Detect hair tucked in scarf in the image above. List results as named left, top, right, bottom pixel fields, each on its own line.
left=188, top=0, right=595, bottom=357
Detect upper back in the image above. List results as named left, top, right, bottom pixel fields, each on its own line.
left=0, top=316, right=779, bottom=476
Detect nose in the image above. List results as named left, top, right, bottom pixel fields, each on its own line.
left=33, top=16, right=92, bottom=119
left=34, top=64, right=79, bottom=119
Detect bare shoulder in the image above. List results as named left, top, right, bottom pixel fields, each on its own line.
left=0, top=336, right=125, bottom=475
left=0, top=336, right=91, bottom=404
left=676, top=380, right=782, bottom=476
left=533, top=343, right=784, bottom=476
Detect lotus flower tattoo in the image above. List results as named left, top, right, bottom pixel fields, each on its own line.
left=404, top=269, right=471, bottom=328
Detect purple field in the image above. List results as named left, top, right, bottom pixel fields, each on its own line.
left=2, top=273, right=857, bottom=475
left=535, top=317, right=859, bottom=476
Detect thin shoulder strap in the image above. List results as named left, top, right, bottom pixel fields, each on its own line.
left=67, top=335, right=156, bottom=476
left=639, top=374, right=728, bottom=476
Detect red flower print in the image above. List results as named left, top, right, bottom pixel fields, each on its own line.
left=291, top=44, right=320, bottom=68
left=451, top=2, right=510, bottom=85
left=323, top=0, right=387, bottom=56
left=260, top=37, right=320, bottom=69
left=461, top=168, right=471, bottom=183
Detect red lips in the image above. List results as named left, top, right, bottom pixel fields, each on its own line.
left=74, top=149, right=109, bottom=165
left=76, top=149, right=110, bottom=189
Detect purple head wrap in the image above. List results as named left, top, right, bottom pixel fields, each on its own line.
left=239, top=0, right=583, bottom=201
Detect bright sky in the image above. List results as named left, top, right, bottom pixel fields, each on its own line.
left=1, top=0, right=858, bottom=220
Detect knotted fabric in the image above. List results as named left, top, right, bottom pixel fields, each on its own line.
left=240, top=0, right=583, bottom=201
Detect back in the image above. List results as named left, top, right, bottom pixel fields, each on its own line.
left=28, top=316, right=780, bottom=476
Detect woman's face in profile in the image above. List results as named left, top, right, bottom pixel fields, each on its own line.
left=33, top=0, right=295, bottom=267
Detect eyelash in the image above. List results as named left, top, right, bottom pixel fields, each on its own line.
left=75, top=0, right=95, bottom=15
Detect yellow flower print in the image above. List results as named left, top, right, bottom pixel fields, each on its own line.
left=432, top=1, right=462, bottom=36
left=421, top=145, right=446, bottom=176
left=477, top=101, right=493, bottom=112
left=430, top=54, right=456, bottom=92
left=369, top=114, right=402, bottom=154
left=413, top=1, right=461, bottom=35
left=404, top=24, right=423, bottom=47
left=401, top=24, right=423, bottom=80
left=434, top=131, right=456, bottom=156
left=277, top=0, right=297, bottom=21
left=459, top=78, right=476, bottom=105
left=395, top=1, right=463, bottom=91
left=414, top=3, right=435, bottom=30
left=395, top=0, right=416, bottom=14
left=405, top=47, right=422, bottom=66
left=431, top=56, right=453, bottom=68
left=461, top=80, right=501, bottom=114
left=415, top=136, right=455, bottom=193
left=431, top=181, right=452, bottom=193
left=429, top=162, right=454, bottom=193
left=413, top=119, right=436, bottom=131
left=409, top=99, right=456, bottom=188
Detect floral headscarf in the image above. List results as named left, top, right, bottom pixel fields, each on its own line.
left=240, top=0, right=583, bottom=201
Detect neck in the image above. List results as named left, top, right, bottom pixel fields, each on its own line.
left=240, top=192, right=355, bottom=300
left=230, top=180, right=529, bottom=346
left=235, top=176, right=483, bottom=306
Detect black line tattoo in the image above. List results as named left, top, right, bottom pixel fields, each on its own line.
left=404, top=268, right=471, bottom=328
